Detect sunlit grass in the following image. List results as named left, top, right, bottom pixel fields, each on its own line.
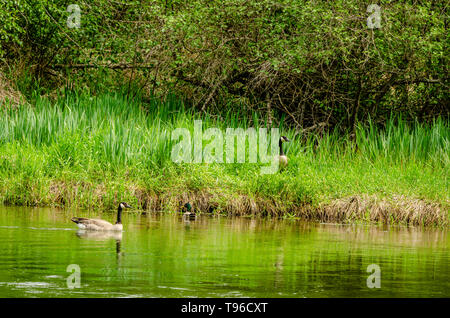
left=0, top=91, right=448, bottom=224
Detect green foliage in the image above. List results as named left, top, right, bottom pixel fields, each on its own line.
left=0, top=92, right=448, bottom=216
left=1, top=0, right=447, bottom=128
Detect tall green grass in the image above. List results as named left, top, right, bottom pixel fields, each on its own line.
left=0, top=91, right=448, bottom=224
left=2, top=91, right=447, bottom=168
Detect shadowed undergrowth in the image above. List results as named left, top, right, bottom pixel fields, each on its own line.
left=0, top=91, right=448, bottom=226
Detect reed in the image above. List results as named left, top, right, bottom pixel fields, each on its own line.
left=0, top=91, right=448, bottom=225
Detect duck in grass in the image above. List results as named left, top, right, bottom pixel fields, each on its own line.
left=71, top=202, right=132, bottom=231
left=181, top=202, right=196, bottom=220
left=278, top=135, right=291, bottom=168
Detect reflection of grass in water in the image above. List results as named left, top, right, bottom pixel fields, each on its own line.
left=98, top=214, right=450, bottom=297
left=0, top=207, right=448, bottom=297
left=0, top=91, right=448, bottom=225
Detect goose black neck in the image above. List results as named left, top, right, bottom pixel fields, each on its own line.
left=116, top=206, right=122, bottom=224
left=279, top=139, right=285, bottom=156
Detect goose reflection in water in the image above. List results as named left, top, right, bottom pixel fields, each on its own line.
left=76, top=230, right=123, bottom=256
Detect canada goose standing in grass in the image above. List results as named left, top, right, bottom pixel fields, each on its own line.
left=182, top=202, right=196, bottom=220
left=71, top=202, right=132, bottom=231
left=278, top=135, right=290, bottom=168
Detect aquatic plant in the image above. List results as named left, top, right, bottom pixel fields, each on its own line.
left=0, top=91, right=448, bottom=226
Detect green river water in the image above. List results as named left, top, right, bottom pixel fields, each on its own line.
left=0, top=206, right=448, bottom=298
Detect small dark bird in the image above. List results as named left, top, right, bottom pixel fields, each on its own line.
left=71, top=202, right=132, bottom=231
left=181, top=202, right=196, bottom=220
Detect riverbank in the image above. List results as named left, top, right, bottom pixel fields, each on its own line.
left=0, top=92, right=448, bottom=226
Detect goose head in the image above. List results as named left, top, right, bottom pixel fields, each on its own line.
left=115, top=202, right=132, bottom=226
left=119, top=202, right=133, bottom=210
left=280, top=136, right=291, bottom=143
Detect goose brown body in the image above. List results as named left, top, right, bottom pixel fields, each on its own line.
left=277, top=136, right=290, bottom=169
left=279, top=154, right=288, bottom=167
left=71, top=202, right=131, bottom=231
left=71, top=217, right=122, bottom=231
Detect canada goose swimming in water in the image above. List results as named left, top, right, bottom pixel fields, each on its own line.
left=71, top=202, right=132, bottom=231
left=278, top=135, right=290, bottom=168
left=182, top=202, right=196, bottom=220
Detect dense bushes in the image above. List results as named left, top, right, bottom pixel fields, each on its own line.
left=0, top=0, right=448, bottom=129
